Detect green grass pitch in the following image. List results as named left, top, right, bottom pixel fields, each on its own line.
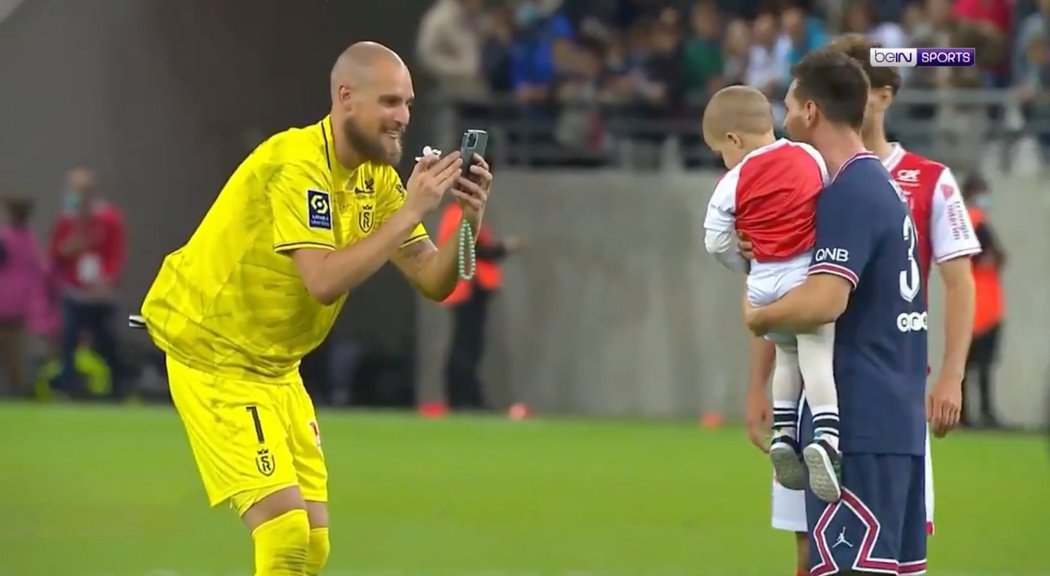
left=0, top=403, right=1047, bottom=576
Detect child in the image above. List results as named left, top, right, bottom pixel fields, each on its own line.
left=701, top=85, right=841, bottom=503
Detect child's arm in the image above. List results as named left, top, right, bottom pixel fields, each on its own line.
left=703, top=173, right=750, bottom=273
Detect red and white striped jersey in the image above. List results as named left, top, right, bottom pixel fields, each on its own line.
left=881, top=143, right=982, bottom=283
left=704, top=139, right=829, bottom=264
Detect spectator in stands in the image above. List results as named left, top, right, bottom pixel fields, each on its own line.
left=780, top=3, right=829, bottom=71
left=551, top=39, right=609, bottom=155
left=911, top=0, right=1007, bottom=171
left=50, top=168, right=126, bottom=400
left=952, top=0, right=1012, bottom=84
left=509, top=0, right=574, bottom=105
left=417, top=0, right=488, bottom=100
left=0, top=197, right=45, bottom=396
left=746, top=13, right=789, bottom=123
left=1016, top=10, right=1050, bottom=166
left=721, top=18, right=752, bottom=86
left=482, top=5, right=517, bottom=94
left=683, top=0, right=726, bottom=103
left=841, top=0, right=908, bottom=48
left=1014, top=0, right=1048, bottom=79
left=962, top=174, right=1006, bottom=429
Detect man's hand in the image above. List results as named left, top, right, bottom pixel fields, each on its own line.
left=453, top=154, right=493, bottom=223
left=404, top=151, right=462, bottom=218
left=746, top=384, right=772, bottom=453
left=737, top=231, right=755, bottom=260
left=928, top=371, right=963, bottom=437
left=742, top=292, right=768, bottom=337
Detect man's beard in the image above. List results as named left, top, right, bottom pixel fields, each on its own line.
left=344, top=117, right=402, bottom=165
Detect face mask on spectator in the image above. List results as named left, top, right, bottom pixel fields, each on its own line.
left=515, top=2, right=540, bottom=28
left=64, top=189, right=84, bottom=213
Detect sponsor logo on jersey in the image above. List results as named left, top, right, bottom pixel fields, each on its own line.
left=945, top=199, right=971, bottom=241
left=814, top=247, right=850, bottom=263
left=354, top=178, right=375, bottom=195
left=896, top=169, right=921, bottom=183
left=897, top=311, right=928, bottom=333
left=307, top=189, right=332, bottom=230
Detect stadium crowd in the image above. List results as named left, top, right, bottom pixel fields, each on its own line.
left=417, top=0, right=1050, bottom=168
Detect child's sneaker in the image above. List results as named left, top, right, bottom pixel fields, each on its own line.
left=770, top=436, right=805, bottom=491
left=803, top=437, right=842, bottom=503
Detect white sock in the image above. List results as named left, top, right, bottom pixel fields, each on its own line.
left=771, top=343, right=802, bottom=441
left=797, top=324, right=839, bottom=451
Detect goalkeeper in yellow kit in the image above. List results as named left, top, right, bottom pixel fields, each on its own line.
left=138, top=42, right=491, bottom=576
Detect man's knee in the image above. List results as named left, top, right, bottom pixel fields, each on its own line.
left=251, top=509, right=311, bottom=575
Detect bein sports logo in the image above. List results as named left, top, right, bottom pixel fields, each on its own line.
left=897, top=312, right=928, bottom=333
left=870, top=47, right=975, bottom=68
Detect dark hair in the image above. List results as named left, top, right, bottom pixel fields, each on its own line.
left=1, top=196, right=32, bottom=226
left=827, top=33, right=902, bottom=94
left=791, top=48, right=871, bottom=130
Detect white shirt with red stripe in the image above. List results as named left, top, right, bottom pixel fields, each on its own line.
left=704, top=139, right=829, bottom=305
left=883, top=143, right=982, bottom=281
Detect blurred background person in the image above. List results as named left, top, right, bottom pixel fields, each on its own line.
left=745, top=12, right=790, bottom=125
left=963, top=173, right=1006, bottom=429
left=49, top=168, right=127, bottom=400
left=416, top=0, right=489, bottom=146
left=0, top=196, right=46, bottom=397
left=438, top=200, right=524, bottom=411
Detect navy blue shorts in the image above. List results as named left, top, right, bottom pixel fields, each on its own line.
left=806, top=454, right=928, bottom=575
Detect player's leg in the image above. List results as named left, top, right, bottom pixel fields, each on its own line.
left=900, top=455, right=930, bottom=575
left=796, top=323, right=842, bottom=503
left=166, top=358, right=309, bottom=575
left=808, top=454, right=910, bottom=575
left=924, top=430, right=935, bottom=536
left=771, top=478, right=810, bottom=575
left=794, top=532, right=809, bottom=576
left=770, top=342, right=805, bottom=490
left=286, top=378, right=331, bottom=575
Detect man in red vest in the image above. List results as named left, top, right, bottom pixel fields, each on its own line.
left=49, top=168, right=127, bottom=399
left=962, top=173, right=1006, bottom=428
left=437, top=201, right=523, bottom=410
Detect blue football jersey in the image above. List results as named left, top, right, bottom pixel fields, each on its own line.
left=808, top=153, right=928, bottom=455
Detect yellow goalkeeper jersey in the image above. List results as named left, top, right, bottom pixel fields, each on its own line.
left=141, top=116, right=428, bottom=380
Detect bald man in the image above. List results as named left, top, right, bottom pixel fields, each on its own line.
left=138, top=42, right=493, bottom=575
left=701, top=86, right=845, bottom=503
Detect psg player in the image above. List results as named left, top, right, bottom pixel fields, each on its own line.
left=744, top=49, right=930, bottom=575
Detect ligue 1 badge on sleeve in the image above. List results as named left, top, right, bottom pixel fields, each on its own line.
left=307, top=189, right=332, bottom=230
left=255, top=448, right=276, bottom=477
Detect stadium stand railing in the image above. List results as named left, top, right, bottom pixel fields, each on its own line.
left=432, top=89, right=1050, bottom=170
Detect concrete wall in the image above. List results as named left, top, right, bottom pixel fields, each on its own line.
left=416, top=171, right=1050, bottom=428
left=0, top=0, right=433, bottom=348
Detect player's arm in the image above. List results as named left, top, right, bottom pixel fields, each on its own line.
left=745, top=183, right=868, bottom=335
left=389, top=169, right=486, bottom=302
left=704, top=173, right=750, bottom=273
left=270, top=164, right=427, bottom=305
left=931, top=168, right=982, bottom=381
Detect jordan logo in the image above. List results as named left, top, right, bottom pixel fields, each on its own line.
left=832, top=527, right=853, bottom=549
